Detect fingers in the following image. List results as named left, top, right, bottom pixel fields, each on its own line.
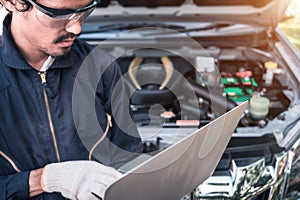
left=42, top=160, right=122, bottom=200
left=93, top=163, right=123, bottom=180
left=89, top=172, right=121, bottom=200
left=89, top=181, right=110, bottom=200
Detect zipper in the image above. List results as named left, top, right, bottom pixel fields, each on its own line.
left=0, top=150, right=21, bottom=172
left=38, top=72, right=61, bottom=162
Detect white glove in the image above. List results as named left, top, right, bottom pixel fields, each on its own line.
left=41, top=160, right=122, bottom=200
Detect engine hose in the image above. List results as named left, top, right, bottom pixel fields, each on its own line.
left=185, top=79, right=238, bottom=112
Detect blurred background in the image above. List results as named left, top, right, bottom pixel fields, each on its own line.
left=279, top=0, right=300, bottom=49
left=0, top=0, right=299, bottom=50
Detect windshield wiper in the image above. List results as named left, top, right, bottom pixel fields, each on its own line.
left=177, top=23, right=232, bottom=33
left=81, top=23, right=185, bottom=34
left=141, top=22, right=233, bottom=36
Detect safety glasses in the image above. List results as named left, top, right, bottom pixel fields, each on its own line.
left=25, top=0, right=100, bottom=28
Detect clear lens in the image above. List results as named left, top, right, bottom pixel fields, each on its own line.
left=35, top=7, right=95, bottom=28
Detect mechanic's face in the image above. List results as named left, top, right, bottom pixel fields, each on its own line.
left=12, top=0, right=95, bottom=57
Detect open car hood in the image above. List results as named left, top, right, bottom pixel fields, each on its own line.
left=93, top=0, right=291, bottom=29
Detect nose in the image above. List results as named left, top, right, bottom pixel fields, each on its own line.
left=65, top=20, right=82, bottom=35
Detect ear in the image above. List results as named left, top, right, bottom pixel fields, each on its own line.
left=0, top=0, right=19, bottom=12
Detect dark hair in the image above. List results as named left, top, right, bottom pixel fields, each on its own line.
left=16, top=0, right=32, bottom=12
left=0, top=0, right=33, bottom=12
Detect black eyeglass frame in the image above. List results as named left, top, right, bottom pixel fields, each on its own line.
left=25, top=0, right=100, bottom=17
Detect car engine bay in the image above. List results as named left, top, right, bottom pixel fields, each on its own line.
left=81, top=6, right=300, bottom=196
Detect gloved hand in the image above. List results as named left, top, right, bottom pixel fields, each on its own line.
left=41, top=160, right=122, bottom=199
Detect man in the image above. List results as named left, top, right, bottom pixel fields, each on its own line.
left=0, top=0, right=143, bottom=199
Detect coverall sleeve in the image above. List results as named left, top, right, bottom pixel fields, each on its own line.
left=72, top=49, right=143, bottom=169
left=100, top=60, right=144, bottom=167
left=0, top=171, right=30, bottom=199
